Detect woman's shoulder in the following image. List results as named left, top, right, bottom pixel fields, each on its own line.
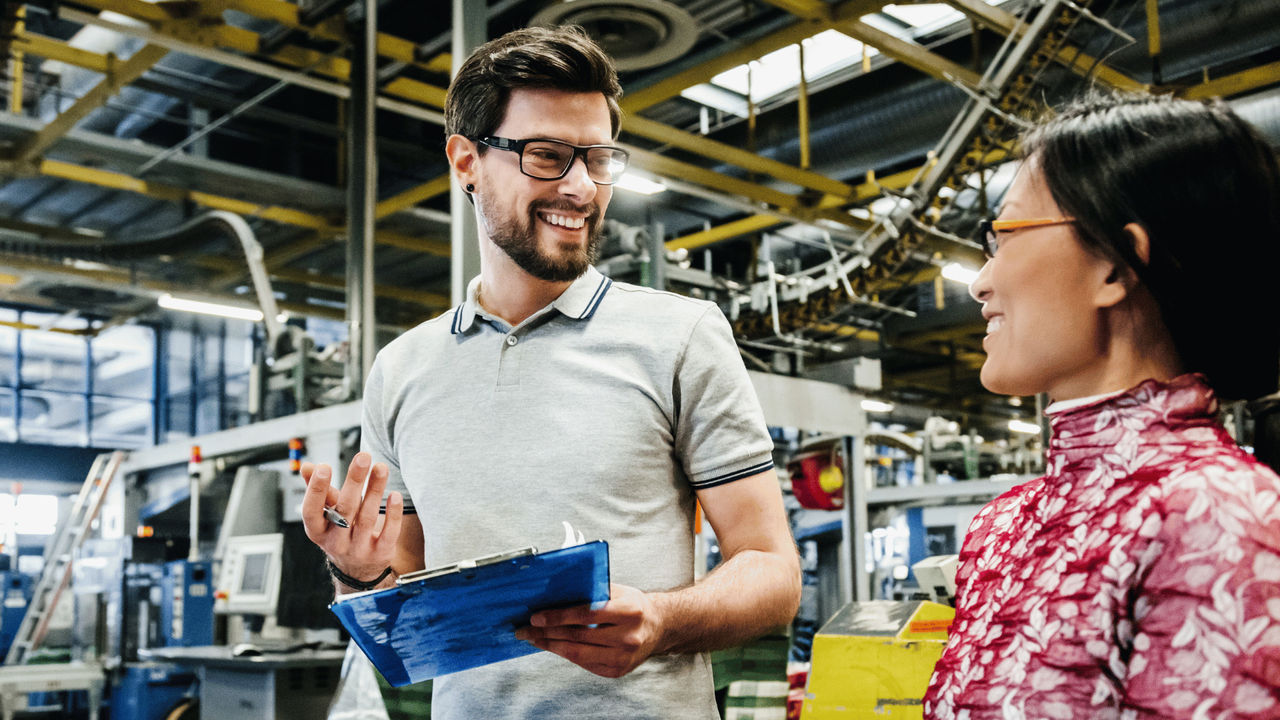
left=962, top=477, right=1045, bottom=543
left=1147, top=442, right=1280, bottom=552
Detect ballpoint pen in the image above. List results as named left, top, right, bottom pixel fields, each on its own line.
left=323, top=505, right=350, bottom=528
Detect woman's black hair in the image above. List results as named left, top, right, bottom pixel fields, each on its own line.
left=1021, top=92, right=1280, bottom=400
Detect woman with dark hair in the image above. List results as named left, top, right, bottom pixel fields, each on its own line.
left=923, top=93, right=1280, bottom=718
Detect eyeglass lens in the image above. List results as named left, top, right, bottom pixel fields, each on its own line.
left=520, top=140, right=628, bottom=184
left=978, top=219, right=997, bottom=257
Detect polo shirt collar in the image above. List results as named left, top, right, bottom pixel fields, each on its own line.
left=451, top=266, right=613, bottom=335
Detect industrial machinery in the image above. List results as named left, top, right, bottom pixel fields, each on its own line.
left=800, top=600, right=954, bottom=719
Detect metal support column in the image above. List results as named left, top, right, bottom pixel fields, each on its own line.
left=345, top=0, right=377, bottom=399
left=450, top=0, right=485, bottom=305
left=840, top=435, right=870, bottom=602
left=645, top=222, right=665, bottom=291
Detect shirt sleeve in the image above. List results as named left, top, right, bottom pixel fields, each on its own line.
left=1120, top=463, right=1280, bottom=717
left=360, top=353, right=415, bottom=513
left=672, top=304, right=775, bottom=490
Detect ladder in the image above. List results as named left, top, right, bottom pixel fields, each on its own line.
left=4, top=451, right=126, bottom=666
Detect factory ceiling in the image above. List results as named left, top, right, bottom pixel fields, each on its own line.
left=0, top=0, right=1277, bottom=416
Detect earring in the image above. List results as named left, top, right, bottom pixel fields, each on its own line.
left=465, top=183, right=475, bottom=193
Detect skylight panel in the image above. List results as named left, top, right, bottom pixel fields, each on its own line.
left=882, top=4, right=965, bottom=31
left=703, top=30, right=879, bottom=107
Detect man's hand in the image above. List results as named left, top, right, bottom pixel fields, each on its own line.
left=299, top=451, right=404, bottom=589
left=515, top=584, right=666, bottom=678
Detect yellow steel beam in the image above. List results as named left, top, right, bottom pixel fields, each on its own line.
left=834, top=20, right=983, bottom=88
left=223, top=0, right=304, bottom=27
left=193, top=254, right=449, bottom=308
left=1146, top=0, right=1161, bottom=58
left=625, top=145, right=799, bottom=210
left=0, top=319, right=92, bottom=335
left=623, top=115, right=852, bottom=198
left=224, top=0, right=450, bottom=77
left=377, top=230, right=451, bottom=257
left=15, top=44, right=170, bottom=164
left=72, top=0, right=451, bottom=110
left=375, top=175, right=452, bottom=221
left=424, top=53, right=451, bottom=75
left=809, top=323, right=880, bottom=342
left=1178, top=60, right=1280, bottom=100
left=9, top=6, right=25, bottom=114
left=382, top=77, right=448, bottom=108
left=664, top=157, right=966, bottom=251
left=667, top=215, right=783, bottom=251
left=755, top=0, right=834, bottom=21
left=941, top=0, right=1146, bottom=92
left=79, top=0, right=168, bottom=22
left=12, top=31, right=113, bottom=74
left=158, top=21, right=260, bottom=55
left=270, top=266, right=450, bottom=308
left=39, top=159, right=341, bottom=232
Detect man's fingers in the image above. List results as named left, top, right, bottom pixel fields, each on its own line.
left=519, top=624, right=614, bottom=646
left=379, top=489, right=404, bottom=545
left=336, top=452, right=370, bottom=516
left=522, top=637, right=626, bottom=678
left=530, top=604, right=598, bottom=629
left=300, top=463, right=333, bottom=540
left=357, top=460, right=387, bottom=530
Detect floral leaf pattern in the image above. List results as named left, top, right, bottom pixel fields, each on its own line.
left=923, top=375, right=1280, bottom=719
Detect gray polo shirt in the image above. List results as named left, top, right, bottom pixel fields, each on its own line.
left=362, top=265, right=774, bottom=719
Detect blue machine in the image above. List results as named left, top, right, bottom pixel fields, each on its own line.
left=0, top=571, right=33, bottom=659
left=113, top=664, right=197, bottom=720
left=160, top=560, right=214, bottom=648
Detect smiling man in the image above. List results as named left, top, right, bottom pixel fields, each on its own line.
left=300, top=25, right=800, bottom=720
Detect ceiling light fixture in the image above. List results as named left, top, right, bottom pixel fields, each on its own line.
left=157, top=294, right=264, bottom=322
left=940, top=262, right=980, bottom=285
left=861, top=399, right=895, bottom=413
left=1009, top=419, right=1041, bottom=434
left=614, top=173, right=667, bottom=195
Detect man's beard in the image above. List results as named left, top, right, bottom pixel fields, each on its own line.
left=480, top=198, right=603, bottom=282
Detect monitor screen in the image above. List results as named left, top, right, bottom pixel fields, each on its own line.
left=239, top=552, right=270, bottom=594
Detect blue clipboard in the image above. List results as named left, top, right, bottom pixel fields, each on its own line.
left=329, top=541, right=610, bottom=686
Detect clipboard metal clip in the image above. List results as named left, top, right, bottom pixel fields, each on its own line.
left=397, top=546, right=539, bottom=585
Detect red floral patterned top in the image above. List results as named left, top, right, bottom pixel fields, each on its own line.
left=924, top=374, right=1280, bottom=719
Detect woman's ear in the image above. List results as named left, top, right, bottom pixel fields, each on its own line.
left=1094, top=224, right=1150, bottom=308
left=1124, top=222, right=1152, bottom=266
left=445, top=134, right=480, bottom=190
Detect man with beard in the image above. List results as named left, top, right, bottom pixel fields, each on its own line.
left=300, top=26, right=800, bottom=719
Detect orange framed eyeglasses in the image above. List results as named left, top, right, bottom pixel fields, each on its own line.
left=977, top=217, right=1076, bottom=258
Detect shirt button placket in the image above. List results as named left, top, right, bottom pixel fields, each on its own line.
left=497, top=333, right=521, bottom=387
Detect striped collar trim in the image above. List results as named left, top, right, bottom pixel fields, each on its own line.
left=450, top=266, right=613, bottom=335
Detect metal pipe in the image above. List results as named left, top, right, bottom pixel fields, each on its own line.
left=798, top=42, right=810, bottom=170
left=450, top=0, right=485, bottom=306
left=346, top=0, right=377, bottom=400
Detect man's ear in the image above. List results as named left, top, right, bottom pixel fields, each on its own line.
left=445, top=134, right=480, bottom=190
left=1095, top=223, right=1150, bottom=309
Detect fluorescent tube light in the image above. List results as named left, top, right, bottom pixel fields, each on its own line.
left=861, top=399, right=895, bottom=413
left=1009, top=419, right=1041, bottom=434
left=614, top=173, right=667, bottom=195
left=941, top=262, right=980, bottom=285
left=158, top=294, right=264, bottom=322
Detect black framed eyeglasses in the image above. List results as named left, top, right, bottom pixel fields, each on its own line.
left=977, top=216, right=1076, bottom=258
left=476, top=136, right=630, bottom=185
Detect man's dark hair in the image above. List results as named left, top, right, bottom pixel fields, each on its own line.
left=1021, top=92, right=1280, bottom=400
left=444, top=25, right=623, bottom=143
